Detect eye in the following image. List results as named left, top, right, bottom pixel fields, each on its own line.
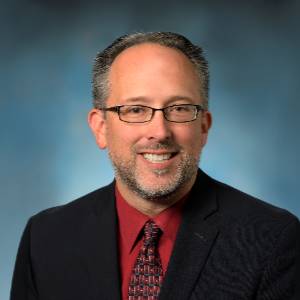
left=131, top=107, right=144, bottom=114
left=122, top=105, right=147, bottom=115
left=169, top=105, right=191, bottom=113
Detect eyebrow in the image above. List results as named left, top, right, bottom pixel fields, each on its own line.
left=122, top=95, right=196, bottom=105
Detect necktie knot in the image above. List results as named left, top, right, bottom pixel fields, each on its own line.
left=143, top=220, right=161, bottom=246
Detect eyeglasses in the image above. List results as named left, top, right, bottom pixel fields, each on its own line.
left=99, top=104, right=205, bottom=123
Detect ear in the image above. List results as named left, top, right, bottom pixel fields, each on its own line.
left=200, top=110, right=212, bottom=147
left=88, top=109, right=107, bottom=149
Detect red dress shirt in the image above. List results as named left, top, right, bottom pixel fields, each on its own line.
left=115, top=187, right=184, bottom=300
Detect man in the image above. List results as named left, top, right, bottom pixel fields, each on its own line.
left=11, top=32, right=300, bottom=300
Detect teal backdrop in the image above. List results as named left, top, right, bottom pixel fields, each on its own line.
left=1, top=1, right=300, bottom=298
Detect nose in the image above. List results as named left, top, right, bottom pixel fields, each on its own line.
left=145, top=110, right=172, bottom=140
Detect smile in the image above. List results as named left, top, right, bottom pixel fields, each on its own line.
left=142, top=153, right=173, bottom=163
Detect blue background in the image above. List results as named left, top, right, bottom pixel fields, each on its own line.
left=1, top=1, right=299, bottom=298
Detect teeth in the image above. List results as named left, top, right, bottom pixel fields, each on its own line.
left=143, top=153, right=172, bottom=163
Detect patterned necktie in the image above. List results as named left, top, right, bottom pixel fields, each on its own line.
left=128, top=220, right=164, bottom=299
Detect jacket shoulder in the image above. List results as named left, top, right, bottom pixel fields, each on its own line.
left=29, top=181, right=115, bottom=232
left=211, top=176, right=299, bottom=225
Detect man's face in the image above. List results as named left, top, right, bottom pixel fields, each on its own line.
left=89, top=43, right=211, bottom=202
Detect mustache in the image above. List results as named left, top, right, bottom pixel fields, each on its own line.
left=134, top=140, right=182, bottom=152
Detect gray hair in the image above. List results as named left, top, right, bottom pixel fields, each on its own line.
left=92, top=32, right=209, bottom=109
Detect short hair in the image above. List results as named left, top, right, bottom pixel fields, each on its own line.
left=92, top=32, right=209, bottom=109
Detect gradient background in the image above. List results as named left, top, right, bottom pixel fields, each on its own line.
left=1, top=1, right=300, bottom=298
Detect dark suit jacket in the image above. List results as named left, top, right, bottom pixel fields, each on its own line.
left=10, top=170, right=300, bottom=300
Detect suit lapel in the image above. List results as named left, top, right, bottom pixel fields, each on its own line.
left=159, top=171, right=220, bottom=300
left=78, top=183, right=121, bottom=300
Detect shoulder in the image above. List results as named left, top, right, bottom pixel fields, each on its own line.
left=194, top=170, right=299, bottom=232
left=212, top=176, right=298, bottom=224
left=201, top=175, right=300, bottom=254
left=28, top=181, right=115, bottom=235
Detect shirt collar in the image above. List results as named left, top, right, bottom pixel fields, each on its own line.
left=116, top=185, right=185, bottom=254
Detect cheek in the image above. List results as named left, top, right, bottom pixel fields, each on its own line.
left=105, top=124, right=138, bottom=152
left=176, top=125, right=201, bottom=143
left=176, top=127, right=204, bottom=154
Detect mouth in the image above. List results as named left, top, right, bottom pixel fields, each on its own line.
left=141, top=152, right=177, bottom=163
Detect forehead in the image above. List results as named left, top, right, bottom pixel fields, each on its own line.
left=107, top=43, right=201, bottom=104
left=111, top=43, right=196, bottom=76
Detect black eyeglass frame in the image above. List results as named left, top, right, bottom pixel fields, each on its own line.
left=98, top=104, right=205, bottom=123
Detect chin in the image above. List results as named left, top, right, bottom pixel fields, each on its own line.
left=133, top=177, right=186, bottom=201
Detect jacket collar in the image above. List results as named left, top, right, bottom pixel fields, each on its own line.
left=159, top=169, right=220, bottom=300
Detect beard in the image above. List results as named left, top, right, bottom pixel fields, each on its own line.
left=108, top=140, right=199, bottom=202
